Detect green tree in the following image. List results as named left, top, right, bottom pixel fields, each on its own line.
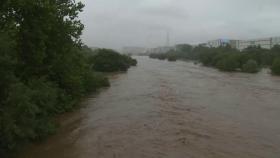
left=175, top=44, right=193, bottom=53
left=91, top=49, right=137, bottom=72
left=167, top=55, right=177, bottom=62
left=216, top=56, right=240, bottom=72
left=0, top=0, right=110, bottom=156
left=242, top=60, right=259, bottom=73
left=271, top=58, right=280, bottom=75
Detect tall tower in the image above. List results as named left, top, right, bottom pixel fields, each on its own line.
left=166, top=30, right=170, bottom=47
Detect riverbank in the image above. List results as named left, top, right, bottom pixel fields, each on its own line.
left=149, top=44, right=280, bottom=75
left=0, top=46, right=137, bottom=157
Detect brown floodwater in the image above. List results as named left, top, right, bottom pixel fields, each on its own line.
left=19, top=56, right=280, bottom=158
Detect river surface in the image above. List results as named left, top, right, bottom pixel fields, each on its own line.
left=20, top=56, right=280, bottom=158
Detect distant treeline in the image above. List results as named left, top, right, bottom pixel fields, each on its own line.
left=150, top=44, right=280, bottom=75
left=0, top=0, right=136, bottom=157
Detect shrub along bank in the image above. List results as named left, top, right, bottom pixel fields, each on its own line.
left=89, top=49, right=137, bottom=72
left=149, top=44, right=280, bottom=75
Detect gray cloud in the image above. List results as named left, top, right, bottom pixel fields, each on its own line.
left=79, top=0, right=280, bottom=49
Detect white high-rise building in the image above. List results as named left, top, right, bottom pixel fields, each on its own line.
left=207, top=37, right=280, bottom=50
left=207, top=39, right=239, bottom=49
left=237, top=37, right=280, bottom=50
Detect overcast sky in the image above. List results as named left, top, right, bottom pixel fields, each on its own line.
left=79, top=0, right=280, bottom=49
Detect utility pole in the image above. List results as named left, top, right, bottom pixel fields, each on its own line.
left=166, top=30, right=170, bottom=47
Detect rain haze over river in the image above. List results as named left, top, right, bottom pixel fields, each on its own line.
left=20, top=57, right=280, bottom=158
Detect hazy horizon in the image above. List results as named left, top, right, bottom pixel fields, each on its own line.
left=80, top=0, right=280, bottom=49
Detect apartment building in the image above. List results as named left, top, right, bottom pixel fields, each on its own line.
left=207, top=37, right=280, bottom=50
left=237, top=37, right=280, bottom=50
left=207, top=39, right=239, bottom=49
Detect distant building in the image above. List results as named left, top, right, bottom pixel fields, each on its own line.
left=237, top=37, right=280, bottom=50
left=207, top=39, right=239, bottom=49
left=206, top=37, right=280, bottom=50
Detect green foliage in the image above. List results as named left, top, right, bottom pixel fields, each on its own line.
left=128, top=57, right=137, bottom=66
left=149, top=53, right=167, bottom=60
left=216, top=55, right=240, bottom=72
left=0, top=0, right=115, bottom=156
left=175, top=44, right=193, bottom=52
left=91, top=49, right=137, bottom=72
left=83, top=71, right=110, bottom=93
left=242, top=60, right=259, bottom=73
left=167, top=55, right=177, bottom=62
left=150, top=44, right=280, bottom=74
left=271, top=58, right=280, bottom=75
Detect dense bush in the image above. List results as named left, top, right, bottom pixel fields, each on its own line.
left=150, top=44, right=280, bottom=75
left=128, top=57, right=138, bottom=66
left=216, top=56, right=240, bottom=72
left=271, top=58, right=280, bottom=75
left=0, top=0, right=115, bottom=156
left=167, top=55, right=177, bottom=62
left=149, top=53, right=167, bottom=60
left=242, top=60, right=259, bottom=73
left=91, top=49, right=137, bottom=72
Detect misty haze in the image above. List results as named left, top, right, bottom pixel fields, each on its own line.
left=80, top=0, right=280, bottom=50
left=1, top=0, right=280, bottom=158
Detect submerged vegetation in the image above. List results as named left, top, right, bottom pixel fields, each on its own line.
left=90, top=49, right=137, bottom=72
left=242, top=60, right=259, bottom=73
left=0, top=0, right=136, bottom=156
left=271, top=58, right=280, bottom=75
left=150, top=44, right=280, bottom=75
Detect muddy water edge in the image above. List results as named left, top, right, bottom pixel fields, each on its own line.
left=19, top=56, right=280, bottom=158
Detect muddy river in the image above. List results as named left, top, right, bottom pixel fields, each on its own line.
left=20, top=56, right=280, bottom=158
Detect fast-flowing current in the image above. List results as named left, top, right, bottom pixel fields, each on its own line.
left=20, top=56, right=280, bottom=158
